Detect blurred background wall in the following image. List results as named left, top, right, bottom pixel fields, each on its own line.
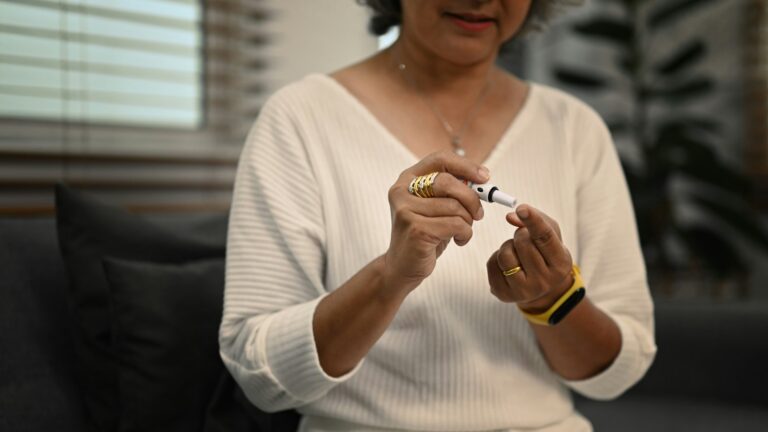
left=260, top=0, right=376, bottom=91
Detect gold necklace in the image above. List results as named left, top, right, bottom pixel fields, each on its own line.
left=396, top=57, right=492, bottom=157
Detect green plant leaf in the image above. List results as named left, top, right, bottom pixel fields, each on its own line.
left=617, top=55, right=638, bottom=75
left=657, top=117, right=720, bottom=135
left=648, top=0, right=718, bottom=29
left=553, top=67, right=609, bottom=89
left=572, top=16, right=634, bottom=47
left=608, top=119, right=630, bottom=135
left=648, top=77, right=714, bottom=102
left=688, top=194, right=768, bottom=251
left=623, top=158, right=675, bottom=257
left=654, top=126, right=750, bottom=194
left=654, top=40, right=706, bottom=76
left=675, top=225, right=747, bottom=278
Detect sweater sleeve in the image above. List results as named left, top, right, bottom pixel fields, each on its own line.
left=219, top=89, right=361, bottom=412
left=561, top=106, right=657, bottom=400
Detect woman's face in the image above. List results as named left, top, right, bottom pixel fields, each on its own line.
left=399, top=0, right=532, bottom=65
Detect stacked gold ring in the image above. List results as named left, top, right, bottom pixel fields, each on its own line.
left=408, top=172, right=439, bottom=198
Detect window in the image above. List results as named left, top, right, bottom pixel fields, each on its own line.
left=0, top=0, right=203, bottom=128
left=0, top=0, right=273, bottom=215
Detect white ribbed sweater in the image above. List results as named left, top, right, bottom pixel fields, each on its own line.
left=219, top=74, right=657, bottom=432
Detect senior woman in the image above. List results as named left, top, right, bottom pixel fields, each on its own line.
left=219, top=0, right=657, bottom=431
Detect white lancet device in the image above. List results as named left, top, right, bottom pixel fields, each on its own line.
left=463, top=181, right=517, bottom=209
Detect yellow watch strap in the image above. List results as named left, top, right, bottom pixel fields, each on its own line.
left=519, top=265, right=585, bottom=326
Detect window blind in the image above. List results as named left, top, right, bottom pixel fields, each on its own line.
left=0, top=0, right=203, bottom=128
left=0, top=0, right=271, bottom=215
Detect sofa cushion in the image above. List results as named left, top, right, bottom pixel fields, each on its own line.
left=54, top=184, right=227, bottom=431
left=0, top=217, right=86, bottom=432
left=576, top=395, right=768, bottom=431
left=631, top=301, right=768, bottom=406
left=103, top=257, right=225, bottom=432
left=573, top=300, right=768, bottom=430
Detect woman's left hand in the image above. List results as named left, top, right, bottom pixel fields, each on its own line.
left=486, top=204, right=574, bottom=313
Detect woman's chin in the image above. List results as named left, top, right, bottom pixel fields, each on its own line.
left=438, top=43, right=498, bottom=66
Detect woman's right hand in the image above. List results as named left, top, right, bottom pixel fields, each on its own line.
left=382, top=151, right=490, bottom=297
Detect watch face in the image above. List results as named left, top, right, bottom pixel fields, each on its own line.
left=548, top=287, right=586, bottom=325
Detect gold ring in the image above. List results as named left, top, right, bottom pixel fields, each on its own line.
left=503, top=266, right=522, bottom=276
left=409, top=172, right=439, bottom=198
left=426, top=172, right=438, bottom=197
left=408, top=177, right=419, bottom=195
left=409, top=176, right=425, bottom=197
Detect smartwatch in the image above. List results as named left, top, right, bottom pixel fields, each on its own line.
left=519, top=265, right=586, bottom=326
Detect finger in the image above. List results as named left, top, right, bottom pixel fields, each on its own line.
left=509, top=204, right=561, bottom=238
left=516, top=204, right=562, bottom=239
left=515, top=205, right=567, bottom=264
left=506, top=211, right=524, bottom=228
left=496, top=239, right=526, bottom=284
left=407, top=196, right=474, bottom=226
left=513, top=228, right=548, bottom=277
left=430, top=173, right=484, bottom=220
left=487, top=250, right=516, bottom=302
left=405, top=150, right=490, bottom=185
left=412, top=214, right=474, bottom=246
left=539, top=212, right=562, bottom=240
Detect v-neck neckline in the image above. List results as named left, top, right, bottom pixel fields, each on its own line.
left=313, top=73, right=537, bottom=169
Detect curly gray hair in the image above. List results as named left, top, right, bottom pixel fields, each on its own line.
left=357, top=0, right=583, bottom=36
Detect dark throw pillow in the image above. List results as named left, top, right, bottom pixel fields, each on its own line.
left=103, top=257, right=225, bottom=432
left=54, top=184, right=226, bottom=431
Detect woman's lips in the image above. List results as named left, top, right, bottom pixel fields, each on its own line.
left=446, top=13, right=495, bottom=32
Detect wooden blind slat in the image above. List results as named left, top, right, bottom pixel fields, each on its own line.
left=4, top=0, right=198, bottom=30
left=0, top=54, right=197, bottom=83
left=0, top=178, right=234, bottom=191
left=0, top=201, right=231, bottom=217
left=0, top=149, right=238, bottom=166
left=0, top=24, right=197, bottom=57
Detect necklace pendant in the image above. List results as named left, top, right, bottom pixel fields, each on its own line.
left=396, top=57, right=488, bottom=161
left=451, top=136, right=466, bottom=157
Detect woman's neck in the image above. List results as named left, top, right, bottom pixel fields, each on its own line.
left=389, top=34, right=498, bottom=97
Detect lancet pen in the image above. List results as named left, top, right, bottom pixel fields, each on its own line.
left=462, top=180, right=517, bottom=209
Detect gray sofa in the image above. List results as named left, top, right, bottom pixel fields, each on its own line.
left=2, top=215, right=767, bottom=431
left=575, top=301, right=768, bottom=430
left=1, top=216, right=86, bottom=431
